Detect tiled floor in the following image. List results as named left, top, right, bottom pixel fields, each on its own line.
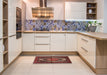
left=2, top=55, right=96, bottom=75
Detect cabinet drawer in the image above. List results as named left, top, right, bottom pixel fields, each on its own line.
left=35, top=45, right=50, bottom=51
left=35, top=37, right=50, bottom=44
left=80, top=35, right=90, bottom=49
left=80, top=46, right=89, bottom=61
left=35, top=33, right=50, bottom=37
left=80, top=46, right=89, bottom=55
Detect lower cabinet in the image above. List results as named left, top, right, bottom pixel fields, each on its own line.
left=51, top=33, right=66, bottom=51
left=35, top=33, right=50, bottom=51
left=22, top=33, right=78, bottom=52
left=8, top=36, right=17, bottom=63
left=16, top=38, right=22, bottom=54
left=78, top=34, right=96, bottom=68
left=22, top=33, right=35, bottom=51
left=66, top=33, right=77, bottom=51
left=0, top=40, right=3, bottom=73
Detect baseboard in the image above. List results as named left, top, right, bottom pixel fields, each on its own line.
left=78, top=52, right=96, bottom=73
left=21, top=51, right=78, bottom=56
left=0, top=52, right=22, bottom=75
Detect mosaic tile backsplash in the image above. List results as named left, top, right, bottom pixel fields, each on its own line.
left=25, top=20, right=92, bottom=31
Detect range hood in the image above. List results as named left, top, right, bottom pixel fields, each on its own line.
left=32, top=0, right=54, bottom=19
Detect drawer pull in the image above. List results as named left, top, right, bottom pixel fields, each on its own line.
left=9, top=34, right=16, bottom=37
left=36, top=44, right=50, bottom=45
left=81, top=47, right=88, bottom=52
left=81, top=38, right=88, bottom=42
left=35, top=36, right=49, bottom=38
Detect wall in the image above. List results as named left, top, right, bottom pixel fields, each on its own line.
left=93, top=0, right=104, bottom=32
left=66, top=0, right=94, bottom=2
left=94, top=0, right=104, bottom=20
left=104, top=0, right=107, bottom=33
left=23, top=0, right=39, bottom=20
left=47, top=0, right=65, bottom=20
left=22, top=1, right=26, bottom=31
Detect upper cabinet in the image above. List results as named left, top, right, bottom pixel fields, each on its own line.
left=87, top=3, right=97, bottom=19
left=65, top=2, right=86, bottom=20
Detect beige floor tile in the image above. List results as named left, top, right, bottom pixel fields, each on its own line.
left=2, top=56, right=96, bottom=75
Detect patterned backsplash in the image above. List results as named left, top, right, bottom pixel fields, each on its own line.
left=25, top=20, right=93, bottom=31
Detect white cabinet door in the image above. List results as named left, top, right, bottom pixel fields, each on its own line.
left=65, top=2, right=86, bottom=19
left=8, top=36, right=17, bottom=64
left=88, top=37, right=96, bottom=68
left=8, top=0, right=16, bottom=36
left=66, top=34, right=77, bottom=51
left=51, top=33, right=65, bottom=51
left=77, top=34, right=82, bottom=55
left=22, top=33, right=35, bottom=51
left=35, top=33, right=50, bottom=51
left=0, top=0, right=3, bottom=38
left=16, top=38, right=22, bottom=55
left=35, top=45, right=50, bottom=51
left=0, top=40, right=3, bottom=72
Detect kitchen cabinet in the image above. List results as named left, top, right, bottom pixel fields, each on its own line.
left=78, top=34, right=96, bottom=68
left=66, top=33, right=77, bottom=51
left=51, top=33, right=65, bottom=51
left=0, top=40, right=3, bottom=73
left=0, top=0, right=3, bottom=38
left=35, top=33, right=50, bottom=51
left=8, top=36, right=17, bottom=63
left=16, top=38, right=22, bottom=55
left=8, top=0, right=16, bottom=36
left=65, top=2, right=86, bottom=19
left=22, top=33, right=35, bottom=51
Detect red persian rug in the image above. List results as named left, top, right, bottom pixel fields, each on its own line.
left=33, top=56, right=72, bottom=64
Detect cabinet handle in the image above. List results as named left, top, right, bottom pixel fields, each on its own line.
left=9, top=34, right=16, bottom=37
left=35, top=36, right=49, bottom=38
left=81, top=38, right=88, bottom=42
left=36, top=44, right=50, bottom=45
left=81, top=47, right=88, bottom=52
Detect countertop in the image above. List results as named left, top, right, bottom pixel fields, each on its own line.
left=22, top=31, right=107, bottom=40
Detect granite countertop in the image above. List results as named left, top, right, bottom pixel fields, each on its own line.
left=22, top=31, right=107, bottom=40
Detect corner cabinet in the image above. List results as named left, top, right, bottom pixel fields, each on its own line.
left=22, top=33, right=35, bottom=51
left=78, top=34, right=96, bottom=68
left=51, top=33, right=66, bottom=51
left=0, top=40, right=3, bottom=73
